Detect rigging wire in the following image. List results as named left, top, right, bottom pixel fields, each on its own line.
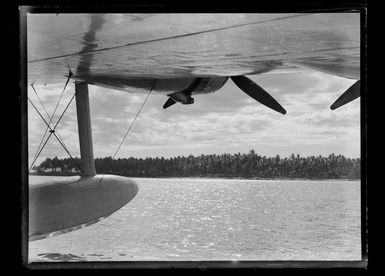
left=27, top=98, right=56, bottom=170
left=39, top=71, right=73, bottom=143
left=98, top=80, right=156, bottom=184
left=30, top=71, right=73, bottom=165
left=30, top=84, right=50, bottom=163
left=52, top=91, right=77, bottom=131
left=30, top=83, right=70, bottom=164
left=28, top=92, right=81, bottom=172
left=112, top=83, right=155, bottom=160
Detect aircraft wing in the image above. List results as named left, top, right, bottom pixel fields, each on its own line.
left=27, top=13, right=360, bottom=87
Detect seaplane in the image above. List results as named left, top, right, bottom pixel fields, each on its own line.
left=25, top=12, right=361, bottom=241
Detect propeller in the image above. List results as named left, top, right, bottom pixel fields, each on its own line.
left=162, top=75, right=286, bottom=114
left=330, top=80, right=360, bottom=110
left=163, top=97, right=177, bottom=109
left=230, top=76, right=286, bottom=115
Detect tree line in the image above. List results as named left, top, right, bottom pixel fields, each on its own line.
left=33, top=150, right=360, bottom=179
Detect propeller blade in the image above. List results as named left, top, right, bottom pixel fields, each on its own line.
left=330, top=80, right=360, bottom=110
left=163, top=97, right=177, bottom=109
left=231, top=76, right=286, bottom=115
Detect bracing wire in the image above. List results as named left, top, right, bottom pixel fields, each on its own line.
left=28, top=91, right=81, bottom=172
left=30, top=83, right=70, bottom=164
left=98, top=80, right=156, bottom=184
left=38, top=71, right=73, bottom=148
left=27, top=98, right=55, bottom=170
left=112, top=83, right=155, bottom=160
left=48, top=71, right=72, bottom=126
left=30, top=71, right=73, bottom=166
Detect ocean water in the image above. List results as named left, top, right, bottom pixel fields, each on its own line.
left=28, top=178, right=361, bottom=262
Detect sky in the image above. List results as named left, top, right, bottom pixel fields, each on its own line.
left=27, top=69, right=360, bottom=166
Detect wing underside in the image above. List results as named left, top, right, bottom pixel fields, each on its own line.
left=27, top=13, right=360, bottom=91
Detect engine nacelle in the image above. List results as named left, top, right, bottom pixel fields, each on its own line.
left=192, top=77, right=229, bottom=95
left=183, top=97, right=194, bottom=105
left=79, top=75, right=229, bottom=96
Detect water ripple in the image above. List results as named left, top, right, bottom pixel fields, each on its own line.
left=29, top=179, right=361, bottom=262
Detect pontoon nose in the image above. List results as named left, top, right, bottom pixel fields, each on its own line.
left=29, top=175, right=138, bottom=241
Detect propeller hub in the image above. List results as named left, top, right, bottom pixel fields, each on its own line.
left=183, top=97, right=194, bottom=105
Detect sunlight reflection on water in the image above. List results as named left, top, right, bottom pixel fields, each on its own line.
left=29, top=178, right=361, bottom=262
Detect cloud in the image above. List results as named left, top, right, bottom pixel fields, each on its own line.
left=28, top=69, right=361, bottom=163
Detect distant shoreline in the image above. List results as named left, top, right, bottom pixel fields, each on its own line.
left=31, top=154, right=361, bottom=181
left=29, top=172, right=360, bottom=181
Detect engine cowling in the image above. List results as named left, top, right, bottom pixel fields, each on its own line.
left=191, top=77, right=229, bottom=95
left=79, top=75, right=229, bottom=96
left=161, top=77, right=229, bottom=108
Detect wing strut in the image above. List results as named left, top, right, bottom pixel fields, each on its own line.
left=75, top=82, right=96, bottom=177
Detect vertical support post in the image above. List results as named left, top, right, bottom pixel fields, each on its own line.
left=75, top=82, right=96, bottom=176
